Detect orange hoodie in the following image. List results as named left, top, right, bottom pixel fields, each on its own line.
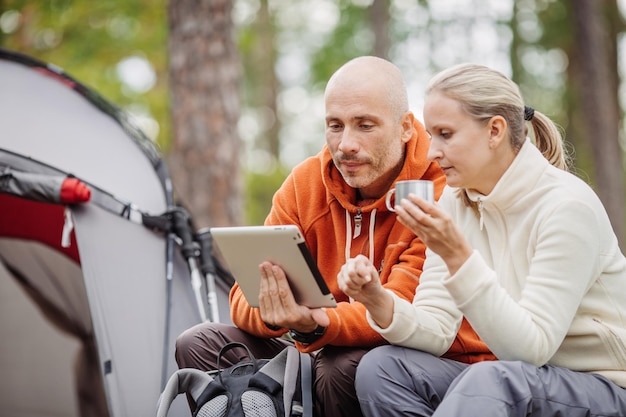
left=229, top=119, right=494, bottom=361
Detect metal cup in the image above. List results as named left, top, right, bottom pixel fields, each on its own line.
left=385, top=180, right=434, bottom=212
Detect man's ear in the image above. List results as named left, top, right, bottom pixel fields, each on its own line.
left=401, top=111, right=415, bottom=143
left=488, top=115, right=507, bottom=149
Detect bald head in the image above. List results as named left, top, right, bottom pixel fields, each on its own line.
left=325, top=56, right=409, bottom=121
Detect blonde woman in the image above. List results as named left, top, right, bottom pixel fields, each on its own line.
left=338, top=63, right=626, bottom=416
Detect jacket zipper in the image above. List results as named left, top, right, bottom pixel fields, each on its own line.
left=353, top=209, right=362, bottom=238
left=477, top=198, right=484, bottom=230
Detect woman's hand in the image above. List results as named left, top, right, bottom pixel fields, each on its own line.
left=395, top=195, right=473, bottom=275
left=337, top=255, right=394, bottom=328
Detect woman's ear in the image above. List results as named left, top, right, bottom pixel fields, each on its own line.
left=488, top=115, right=507, bottom=149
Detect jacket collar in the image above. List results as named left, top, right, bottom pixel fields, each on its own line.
left=465, top=139, right=550, bottom=211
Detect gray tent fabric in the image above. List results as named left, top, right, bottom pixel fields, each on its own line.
left=0, top=48, right=233, bottom=417
left=0, top=238, right=100, bottom=417
left=73, top=205, right=170, bottom=416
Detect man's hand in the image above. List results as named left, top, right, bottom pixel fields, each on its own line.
left=258, top=261, right=330, bottom=332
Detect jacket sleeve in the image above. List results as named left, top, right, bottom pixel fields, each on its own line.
left=368, top=247, right=464, bottom=355
left=446, top=200, right=602, bottom=365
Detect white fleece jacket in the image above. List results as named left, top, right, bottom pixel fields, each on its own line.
left=369, top=140, right=626, bottom=388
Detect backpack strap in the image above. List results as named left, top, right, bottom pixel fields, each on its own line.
left=256, top=346, right=313, bottom=417
left=299, top=352, right=313, bottom=417
left=156, top=368, right=215, bottom=417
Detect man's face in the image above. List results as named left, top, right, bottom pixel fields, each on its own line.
left=325, top=84, right=409, bottom=199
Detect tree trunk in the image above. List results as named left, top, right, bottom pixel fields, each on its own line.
left=370, top=0, right=390, bottom=59
left=570, top=0, right=624, bottom=248
left=166, top=0, right=242, bottom=229
left=253, top=0, right=280, bottom=160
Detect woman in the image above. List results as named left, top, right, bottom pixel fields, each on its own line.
left=338, top=63, right=626, bottom=416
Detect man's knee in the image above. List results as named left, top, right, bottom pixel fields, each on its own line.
left=313, top=347, right=368, bottom=417
left=175, top=325, right=201, bottom=357
left=174, top=322, right=232, bottom=369
left=315, top=346, right=367, bottom=387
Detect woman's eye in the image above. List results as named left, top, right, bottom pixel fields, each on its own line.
left=440, top=131, right=451, bottom=139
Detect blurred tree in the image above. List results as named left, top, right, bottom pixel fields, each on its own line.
left=569, top=0, right=624, bottom=248
left=524, top=0, right=625, bottom=248
left=371, top=0, right=390, bottom=59
left=240, top=0, right=280, bottom=159
left=166, top=0, right=242, bottom=229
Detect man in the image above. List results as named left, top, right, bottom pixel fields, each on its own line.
left=175, top=56, right=446, bottom=417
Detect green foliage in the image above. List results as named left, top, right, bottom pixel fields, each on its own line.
left=535, top=0, right=570, bottom=49
left=0, top=0, right=170, bottom=150
left=245, top=165, right=290, bottom=225
left=309, top=1, right=370, bottom=91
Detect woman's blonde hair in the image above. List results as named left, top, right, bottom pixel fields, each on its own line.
left=426, top=63, right=569, bottom=171
left=425, top=63, right=569, bottom=209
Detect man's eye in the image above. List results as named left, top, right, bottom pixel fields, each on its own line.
left=360, top=123, right=374, bottom=130
left=440, top=131, right=451, bottom=139
left=328, top=123, right=342, bottom=130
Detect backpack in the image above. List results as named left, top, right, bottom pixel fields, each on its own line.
left=156, top=342, right=313, bottom=417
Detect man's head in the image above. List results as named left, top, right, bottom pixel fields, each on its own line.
left=324, top=56, right=414, bottom=200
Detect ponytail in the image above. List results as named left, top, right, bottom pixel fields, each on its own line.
left=527, top=109, right=570, bottom=171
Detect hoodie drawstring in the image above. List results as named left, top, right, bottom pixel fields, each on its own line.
left=345, top=208, right=377, bottom=303
left=368, top=209, right=376, bottom=262
left=344, top=210, right=352, bottom=262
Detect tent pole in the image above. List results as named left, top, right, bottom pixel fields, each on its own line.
left=161, top=233, right=176, bottom=390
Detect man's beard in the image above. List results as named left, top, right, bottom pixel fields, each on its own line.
left=333, top=153, right=377, bottom=189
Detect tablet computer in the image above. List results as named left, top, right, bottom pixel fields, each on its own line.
left=209, top=225, right=337, bottom=308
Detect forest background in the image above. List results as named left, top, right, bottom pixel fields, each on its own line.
left=1, top=0, right=625, bottom=250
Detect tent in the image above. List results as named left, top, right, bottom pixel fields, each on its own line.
left=0, top=48, right=234, bottom=417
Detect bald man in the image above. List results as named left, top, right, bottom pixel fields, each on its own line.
left=176, top=56, right=446, bottom=417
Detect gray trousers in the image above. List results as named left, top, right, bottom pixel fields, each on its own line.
left=356, top=345, right=626, bottom=417
left=175, top=322, right=369, bottom=417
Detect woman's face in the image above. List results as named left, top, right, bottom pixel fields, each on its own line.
left=423, top=91, right=504, bottom=195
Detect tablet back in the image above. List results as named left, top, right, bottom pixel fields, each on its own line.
left=209, top=225, right=337, bottom=308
